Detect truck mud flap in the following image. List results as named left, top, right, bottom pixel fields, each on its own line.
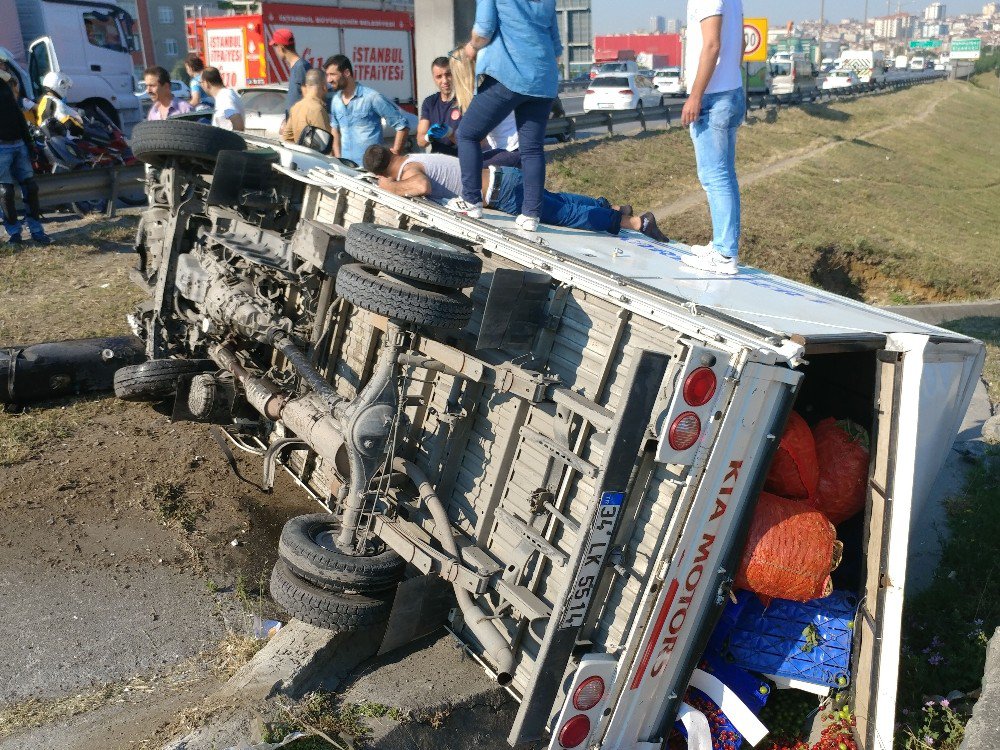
left=1, top=336, right=146, bottom=404
left=508, top=349, right=671, bottom=745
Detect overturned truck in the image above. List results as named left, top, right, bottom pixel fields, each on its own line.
left=120, top=120, right=984, bottom=750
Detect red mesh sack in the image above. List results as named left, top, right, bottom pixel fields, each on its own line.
left=764, top=411, right=819, bottom=500
left=735, top=492, right=837, bottom=602
left=813, top=418, right=870, bottom=525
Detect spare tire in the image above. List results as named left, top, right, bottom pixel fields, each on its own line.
left=278, top=513, right=405, bottom=593
left=269, top=560, right=394, bottom=631
left=336, top=263, right=473, bottom=330
left=113, top=358, right=216, bottom=402
left=130, top=120, right=246, bottom=171
left=345, top=224, right=482, bottom=289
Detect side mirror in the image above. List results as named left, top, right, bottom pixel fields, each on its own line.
left=298, top=125, right=332, bottom=155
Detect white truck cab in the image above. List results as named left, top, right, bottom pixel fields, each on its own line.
left=15, top=0, right=141, bottom=129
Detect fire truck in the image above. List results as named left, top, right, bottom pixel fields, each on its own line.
left=185, top=1, right=416, bottom=108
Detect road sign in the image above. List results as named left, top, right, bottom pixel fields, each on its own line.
left=951, top=38, right=982, bottom=60
left=909, top=39, right=942, bottom=49
left=743, top=18, right=768, bottom=63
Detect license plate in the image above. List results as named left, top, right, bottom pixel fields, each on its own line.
left=558, top=491, right=624, bottom=628
left=598, top=103, right=613, bottom=109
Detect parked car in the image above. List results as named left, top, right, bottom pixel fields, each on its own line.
left=237, top=83, right=417, bottom=142
left=583, top=73, right=663, bottom=113
left=821, top=69, right=861, bottom=90
left=135, top=79, right=191, bottom=103
left=652, top=67, right=686, bottom=97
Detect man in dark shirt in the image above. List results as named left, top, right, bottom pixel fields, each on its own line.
left=417, top=57, right=462, bottom=156
left=0, top=68, right=49, bottom=246
left=270, top=29, right=312, bottom=117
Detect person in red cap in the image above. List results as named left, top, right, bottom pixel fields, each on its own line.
left=269, top=28, right=312, bottom=117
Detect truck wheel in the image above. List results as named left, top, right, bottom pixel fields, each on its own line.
left=130, top=120, right=246, bottom=171
left=345, top=224, right=482, bottom=289
left=278, top=513, right=405, bottom=593
left=335, top=263, right=473, bottom=330
left=269, top=560, right=394, bottom=631
left=113, top=359, right=215, bottom=402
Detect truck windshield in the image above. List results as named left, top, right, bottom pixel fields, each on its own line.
left=770, top=62, right=792, bottom=76
left=83, top=9, right=138, bottom=53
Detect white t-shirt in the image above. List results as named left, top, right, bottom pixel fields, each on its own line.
left=486, top=113, right=519, bottom=152
left=211, top=87, right=245, bottom=130
left=685, top=0, right=744, bottom=95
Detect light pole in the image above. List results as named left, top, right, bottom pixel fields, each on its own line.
left=818, top=0, right=824, bottom=63
left=864, top=0, right=869, bottom=49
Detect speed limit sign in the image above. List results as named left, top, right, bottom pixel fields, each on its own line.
left=743, top=17, right=768, bottom=62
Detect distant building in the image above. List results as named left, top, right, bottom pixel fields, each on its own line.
left=556, top=0, right=593, bottom=77
left=984, top=3, right=998, bottom=16
left=874, top=13, right=916, bottom=40
left=924, top=3, right=946, bottom=21
left=650, top=15, right=665, bottom=33
left=921, top=21, right=948, bottom=37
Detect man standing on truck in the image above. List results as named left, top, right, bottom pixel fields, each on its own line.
left=679, top=0, right=745, bottom=276
left=324, top=54, right=410, bottom=165
left=143, top=66, right=192, bottom=121
left=281, top=69, right=331, bottom=145
left=417, top=56, right=462, bottom=156
left=362, top=144, right=669, bottom=242
left=0, top=68, right=50, bottom=246
left=269, top=29, right=311, bottom=117
left=200, top=67, right=245, bottom=132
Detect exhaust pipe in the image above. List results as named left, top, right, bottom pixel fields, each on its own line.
left=393, top=457, right=516, bottom=685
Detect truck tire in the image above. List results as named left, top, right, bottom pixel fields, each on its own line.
left=113, top=359, right=215, bottom=402
left=335, top=263, right=473, bottom=330
left=130, top=120, right=246, bottom=171
left=278, top=513, right=405, bottom=593
left=269, top=560, right=394, bottom=631
left=345, top=224, right=482, bottom=289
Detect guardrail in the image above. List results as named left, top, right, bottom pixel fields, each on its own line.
left=23, top=164, right=147, bottom=217
left=546, top=71, right=947, bottom=139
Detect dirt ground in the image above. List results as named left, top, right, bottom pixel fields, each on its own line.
left=0, top=213, right=319, bottom=748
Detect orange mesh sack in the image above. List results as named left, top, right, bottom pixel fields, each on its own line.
left=763, top=411, right=819, bottom=500
left=735, top=492, right=837, bottom=602
left=813, top=418, right=870, bottom=525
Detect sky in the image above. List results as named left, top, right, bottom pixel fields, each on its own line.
left=592, top=1, right=987, bottom=35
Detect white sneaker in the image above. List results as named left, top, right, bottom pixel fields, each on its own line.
left=688, top=243, right=716, bottom=258
left=515, top=214, right=539, bottom=231
left=444, top=197, right=483, bottom=219
left=681, top=249, right=739, bottom=275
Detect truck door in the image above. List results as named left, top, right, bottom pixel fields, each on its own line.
left=28, top=37, right=59, bottom=99
left=852, top=334, right=984, bottom=750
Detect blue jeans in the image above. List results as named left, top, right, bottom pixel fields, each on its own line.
left=689, top=88, right=744, bottom=258
left=482, top=148, right=521, bottom=168
left=489, top=167, right=621, bottom=234
left=0, top=141, right=42, bottom=238
left=457, top=76, right=552, bottom=218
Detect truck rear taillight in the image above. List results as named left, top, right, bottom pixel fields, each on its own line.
left=683, top=367, right=717, bottom=406
left=654, top=343, right=731, bottom=465
left=548, top=656, right=617, bottom=750
left=572, top=676, right=605, bottom=710
left=585, top=89, right=595, bottom=95
left=668, top=411, right=701, bottom=450
left=558, top=715, right=591, bottom=748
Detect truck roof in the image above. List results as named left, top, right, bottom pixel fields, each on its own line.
left=277, top=152, right=972, bottom=362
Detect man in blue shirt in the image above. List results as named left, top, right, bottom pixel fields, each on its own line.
left=450, top=0, right=561, bottom=232
left=324, top=54, right=410, bottom=166
left=417, top=56, right=462, bottom=156
left=270, top=29, right=311, bottom=117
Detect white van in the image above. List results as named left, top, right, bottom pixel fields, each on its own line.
left=839, top=49, right=887, bottom=84
left=909, top=56, right=926, bottom=71
left=769, top=52, right=818, bottom=95
left=124, top=123, right=986, bottom=750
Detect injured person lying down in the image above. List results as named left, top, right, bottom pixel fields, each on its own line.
left=362, top=144, right=669, bottom=242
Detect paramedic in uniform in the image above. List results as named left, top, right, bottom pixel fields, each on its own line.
left=417, top=56, right=462, bottom=156
left=679, top=0, right=745, bottom=276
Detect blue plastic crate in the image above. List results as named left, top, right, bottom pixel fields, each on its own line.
left=714, top=590, right=857, bottom=690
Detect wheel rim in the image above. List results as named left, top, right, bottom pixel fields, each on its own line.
left=310, top=524, right=343, bottom=553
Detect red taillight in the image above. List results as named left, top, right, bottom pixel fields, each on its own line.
left=572, top=676, right=605, bottom=711
left=585, top=89, right=595, bottom=95
left=683, top=367, right=717, bottom=407
left=558, top=715, right=592, bottom=748
left=668, top=411, right=701, bottom=451
left=619, top=89, right=633, bottom=95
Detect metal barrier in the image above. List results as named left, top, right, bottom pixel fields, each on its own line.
left=27, top=164, right=147, bottom=217
left=546, top=71, right=948, bottom=140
